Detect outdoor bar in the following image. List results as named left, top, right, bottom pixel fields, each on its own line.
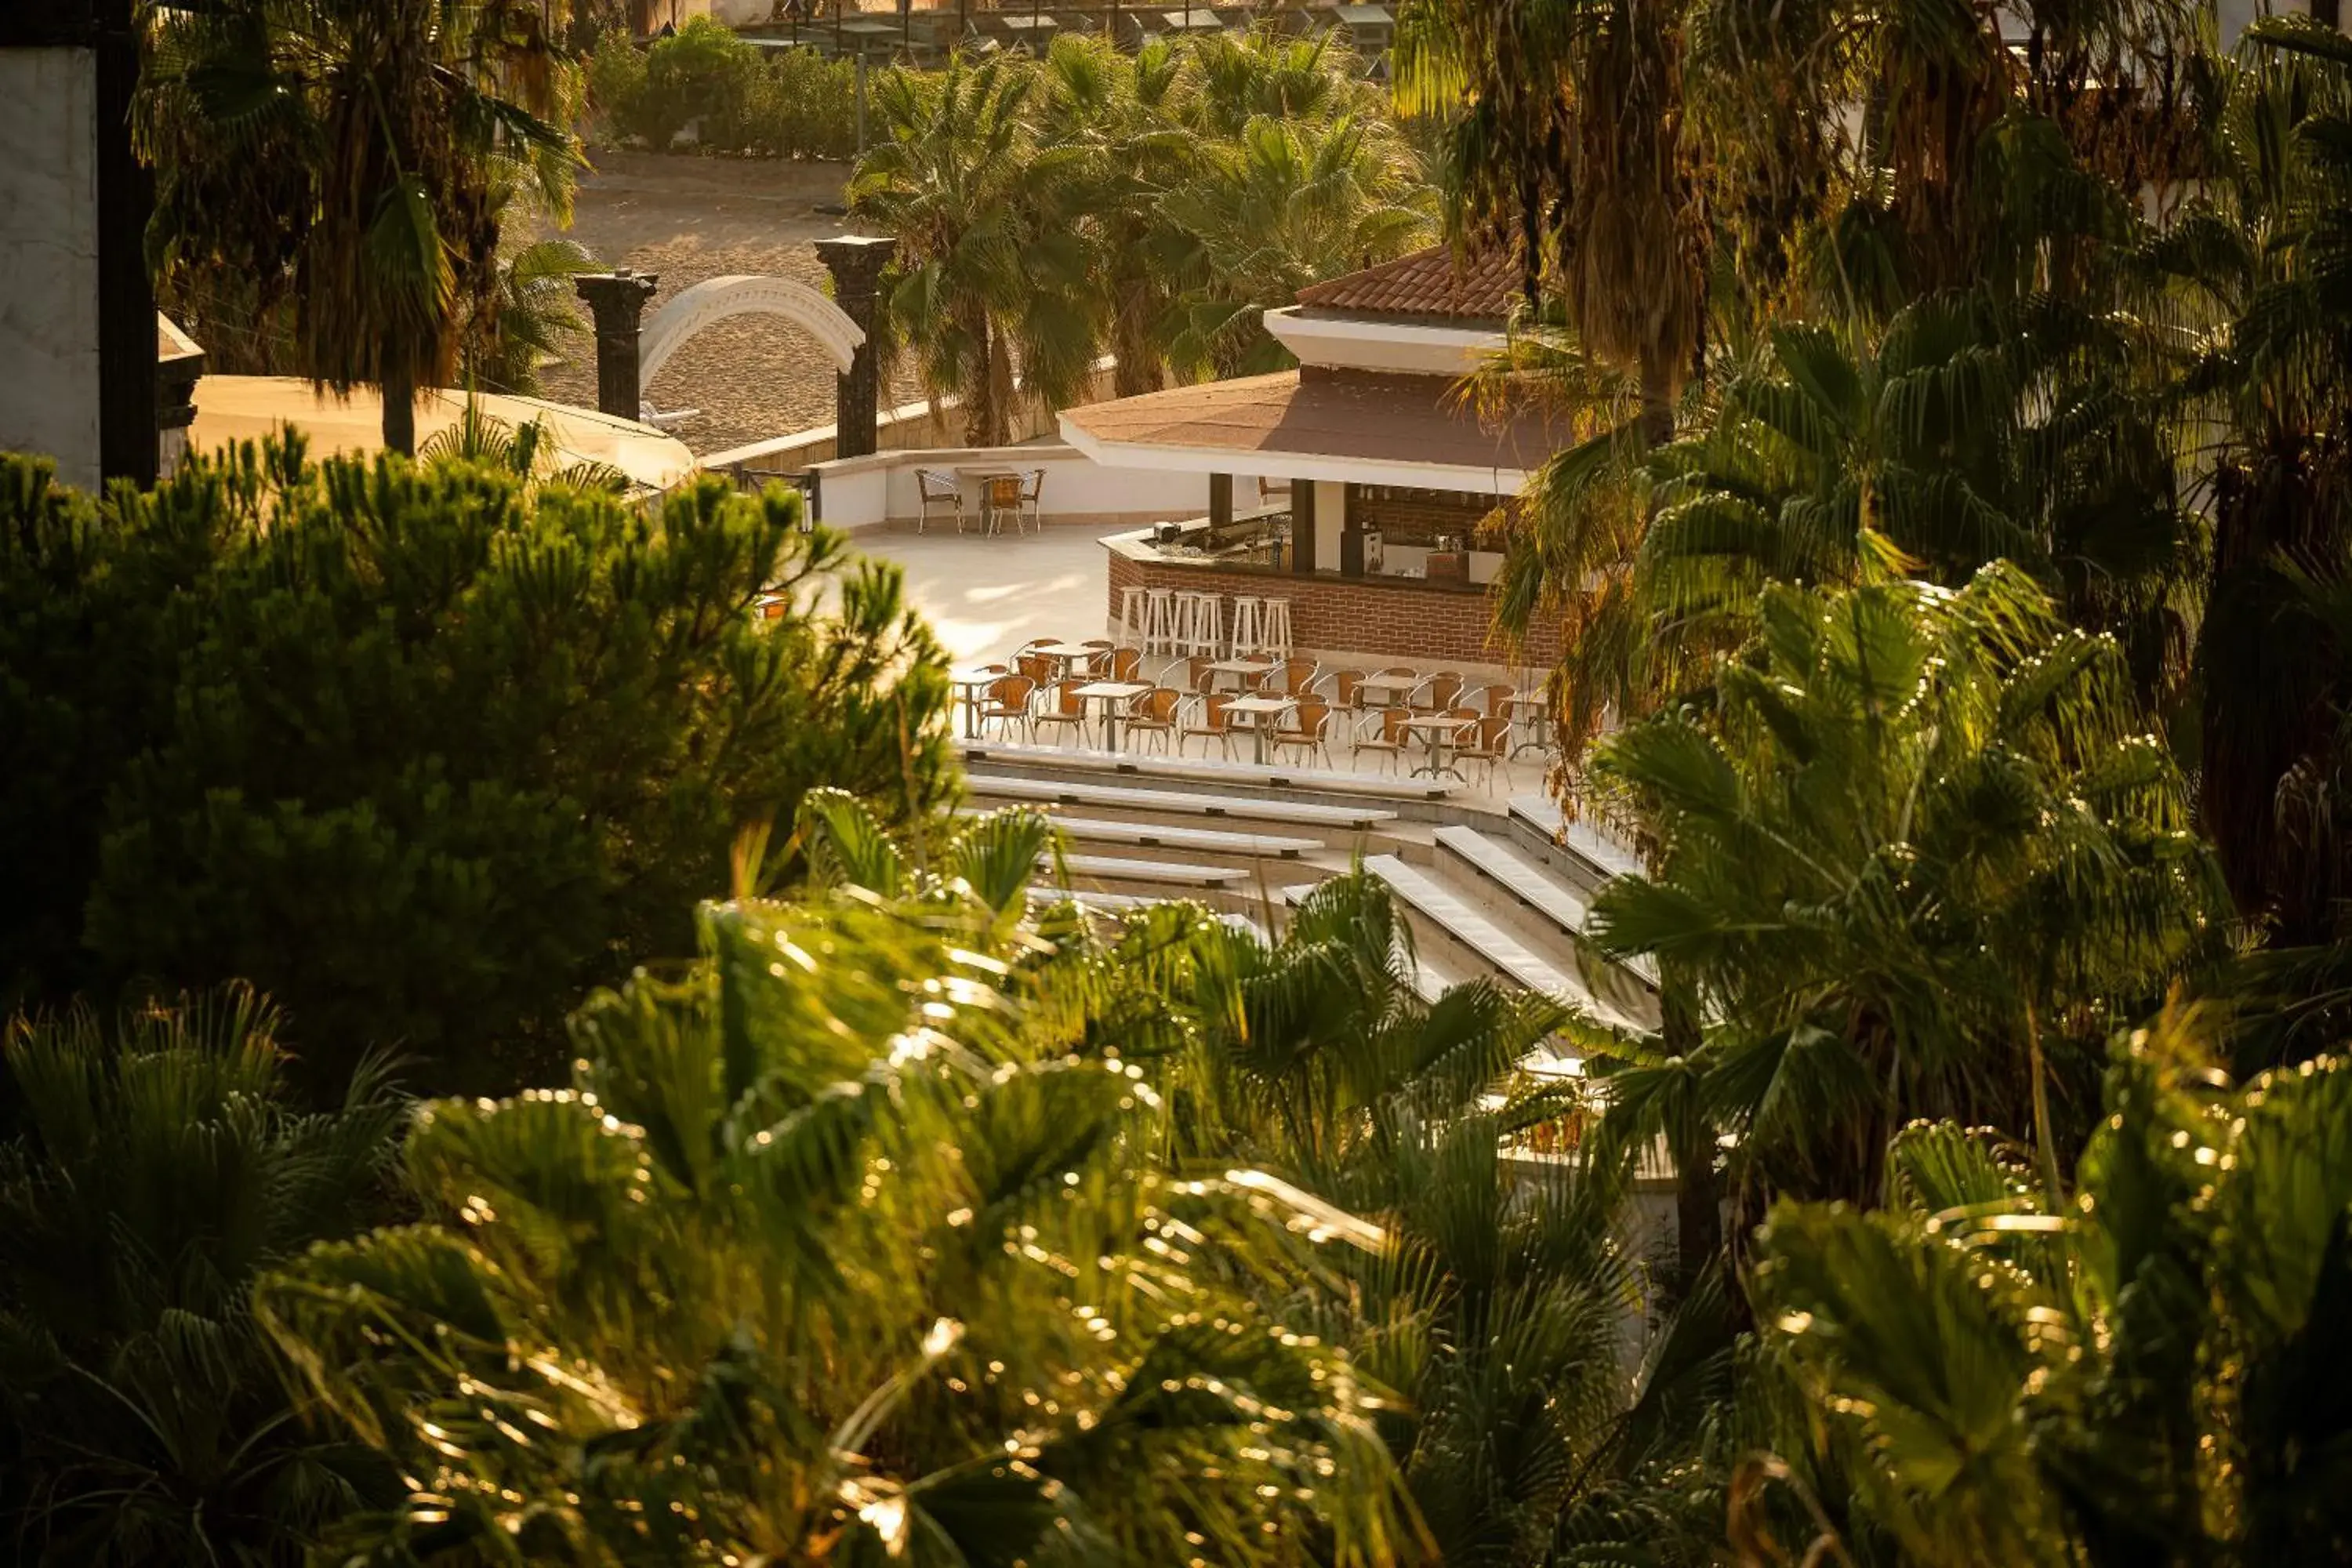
left=1060, top=246, right=1564, bottom=670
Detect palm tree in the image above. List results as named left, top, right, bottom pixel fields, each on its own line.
left=142, top=0, right=582, bottom=454
left=800, top=793, right=1720, bottom=1567
left=1584, top=566, right=2223, bottom=1228
left=471, top=237, right=603, bottom=397
left=1153, top=113, right=1435, bottom=379
left=0, top=988, right=405, bottom=1565
left=1749, top=1013, right=2352, bottom=1565
left=851, top=54, right=1100, bottom=446
left=1395, top=0, right=1708, bottom=438
left=1636, top=293, right=2197, bottom=700
left=1032, top=34, right=1195, bottom=397
left=256, top=802, right=1414, bottom=1565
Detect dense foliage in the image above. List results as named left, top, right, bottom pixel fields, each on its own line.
left=0, top=445, right=951, bottom=1094
left=849, top=33, right=1433, bottom=440
left=0, top=989, right=405, bottom=1566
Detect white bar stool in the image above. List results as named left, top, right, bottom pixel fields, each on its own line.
left=1228, top=597, right=1265, bottom=658
left=1178, top=591, right=1222, bottom=658
left=1117, top=585, right=1151, bottom=648
left=1144, top=587, right=1178, bottom=654
left=1259, top=597, right=1293, bottom=659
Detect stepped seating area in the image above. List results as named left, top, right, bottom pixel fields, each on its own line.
left=963, top=740, right=1461, bottom=802
left=985, top=748, right=1657, bottom=1076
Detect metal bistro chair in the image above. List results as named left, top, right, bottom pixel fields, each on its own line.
left=980, top=675, right=1037, bottom=742
left=1324, top=669, right=1367, bottom=713
left=1080, top=638, right=1117, bottom=675
left=1270, top=699, right=1333, bottom=768
left=1178, top=692, right=1239, bottom=759
left=1032, top=677, right=1094, bottom=747
left=1124, top=686, right=1183, bottom=753
left=914, top=467, right=966, bottom=534
left=1413, top=671, right=1467, bottom=713
left=1107, top=646, right=1143, bottom=681
left=1458, top=711, right=1514, bottom=788
left=1277, top=657, right=1320, bottom=697
left=1350, top=706, right=1411, bottom=774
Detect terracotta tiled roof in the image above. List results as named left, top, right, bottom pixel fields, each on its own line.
left=1061, top=368, right=1564, bottom=477
left=1293, top=245, right=1522, bottom=322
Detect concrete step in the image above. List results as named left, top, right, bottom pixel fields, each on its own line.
left=1507, top=793, right=1642, bottom=888
left=993, top=811, right=1323, bottom=861
left=1049, top=852, right=1252, bottom=890
left=1355, top=855, right=1646, bottom=1036
left=964, top=740, right=1462, bottom=802
left=971, top=771, right=1399, bottom=833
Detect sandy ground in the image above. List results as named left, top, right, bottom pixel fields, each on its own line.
left=530, top=150, right=927, bottom=456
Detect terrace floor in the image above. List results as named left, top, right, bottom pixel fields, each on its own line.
left=856, top=521, right=1123, bottom=665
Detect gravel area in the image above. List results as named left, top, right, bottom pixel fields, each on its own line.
left=528, top=149, right=927, bottom=456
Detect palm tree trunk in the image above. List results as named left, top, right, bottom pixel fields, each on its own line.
left=1661, top=966, right=1721, bottom=1301
left=1639, top=350, right=1675, bottom=448
left=962, top=311, right=996, bottom=448
left=987, top=326, right=1016, bottom=446
left=382, top=356, right=418, bottom=457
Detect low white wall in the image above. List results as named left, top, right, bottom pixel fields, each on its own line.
left=807, top=444, right=1211, bottom=532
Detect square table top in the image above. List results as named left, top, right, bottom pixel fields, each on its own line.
left=1404, top=713, right=1478, bottom=733
left=1225, top=695, right=1298, bottom=717
left=1207, top=657, right=1277, bottom=673
left=951, top=667, right=1010, bottom=685
left=1076, top=681, right=1152, bottom=700
left=1029, top=641, right=1103, bottom=659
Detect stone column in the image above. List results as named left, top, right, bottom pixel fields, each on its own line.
left=573, top=270, right=659, bottom=423
left=815, top=234, right=897, bottom=459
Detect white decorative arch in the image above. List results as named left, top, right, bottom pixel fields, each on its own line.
left=637, top=274, right=865, bottom=389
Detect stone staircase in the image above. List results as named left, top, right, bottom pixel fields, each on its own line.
left=964, top=744, right=1656, bottom=1064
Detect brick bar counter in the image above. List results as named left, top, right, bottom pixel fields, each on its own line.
left=1104, top=530, right=1562, bottom=671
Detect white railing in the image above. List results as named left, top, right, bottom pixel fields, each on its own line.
left=779, top=443, right=1212, bottom=533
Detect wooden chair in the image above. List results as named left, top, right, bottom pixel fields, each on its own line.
left=1270, top=699, right=1332, bottom=767
left=980, top=675, right=1036, bottom=741
left=1178, top=692, right=1238, bottom=759
left=1181, top=655, right=1218, bottom=695
left=1124, top=687, right=1182, bottom=753
left=1278, top=657, right=1319, bottom=696
left=914, top=468, right=965, bottom=534
left=1324, top=669, right=1367, bottom=712
left=1108, top=647, right=1143, bottom=681
left=1015, top=652, right=1056, bottom=686
left=1032, top=678, right=1093, bottom=746
left=1080, top=638, right=1116, bottom=676
left=1414, top=671, right=1466, bottom=713
left=1350, top=706, right=1410, bottom=772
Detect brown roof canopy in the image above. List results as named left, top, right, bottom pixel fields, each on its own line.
left=1059, top=367, right=1563, bottom=486
left=1294, top=245, right=1522, bottom=324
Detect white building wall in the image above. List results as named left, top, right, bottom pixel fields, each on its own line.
left=0, top=49, right=102, bottom=489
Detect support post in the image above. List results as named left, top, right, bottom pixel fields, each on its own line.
left=1209, top=472, right=1233, bottom=530
left=1290, top=477, right=1316, bottom=574
left=573, top=270, right=659, bottom=423
left=815, top=234, right=898, bottom=459
left=1339, top=482, right=1365, bottom=578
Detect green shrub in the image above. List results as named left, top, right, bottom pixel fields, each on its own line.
left=583, top=20, right=861, bottom=160
left=0, top=442, right=954, bottom=1098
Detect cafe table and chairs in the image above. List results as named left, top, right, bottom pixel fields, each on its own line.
left=1504, top=689, right=1556, bottom=757
left=1357, top=667, right=1420, bottom=710
left=1222, top=694, right=1298, bottom=765
left=1404, top=711, right=1479, bottom=779
left=1026, top=641, right=1104, bottom=680
left=1204, top=656, right=1277, bottom=694
left=1073, top=680, right=1153, bottom=752
left=949, top=664, right=1011, bottom=739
